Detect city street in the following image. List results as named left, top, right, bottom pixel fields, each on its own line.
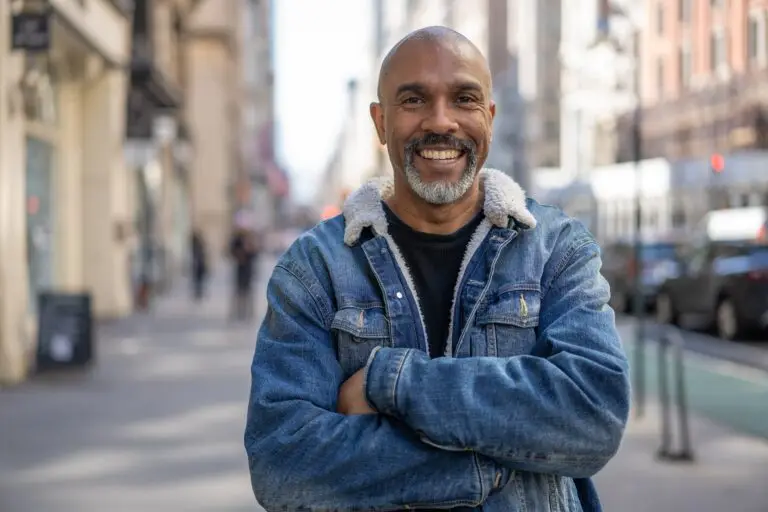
left=1, top=260, right=768, bottom=511
left=0, top=263, right=271, bottom=512
left=618, top=318, right=768, bottom=439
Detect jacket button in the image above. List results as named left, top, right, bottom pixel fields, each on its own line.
left=395, top=292, right=403, bottom=299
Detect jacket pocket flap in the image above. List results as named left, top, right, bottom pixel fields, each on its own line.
left=476, top=289, right=541, bottom=328
left=331, top=307, right=390, bottom=339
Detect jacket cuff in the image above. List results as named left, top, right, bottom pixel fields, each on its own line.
left=364, top=347, right=413, bottom=417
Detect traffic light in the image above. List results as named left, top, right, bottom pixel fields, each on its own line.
left=710, top=153, right=725, bottom=173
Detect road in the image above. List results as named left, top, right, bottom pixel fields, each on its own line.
left=618, top=317, right=768, bottom=439
left=624, top=313, right=768, bottom=371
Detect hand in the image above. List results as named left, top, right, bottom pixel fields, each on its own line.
left=337, top=368, right=376, bottom=415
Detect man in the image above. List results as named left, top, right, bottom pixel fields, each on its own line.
left=229, top=223, right=258, bottom=320
left=189, top=229, right=208, bottom=301
left=245, top=26, right=630, bottom=511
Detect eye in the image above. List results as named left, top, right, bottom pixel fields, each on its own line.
left=402, top=96, right=424, bottom=105
left=456, top=95, right=477, bottom=104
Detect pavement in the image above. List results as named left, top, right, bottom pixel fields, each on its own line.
left=0, top=261, right=272, bottom=512
left=1, top=261, right=768, bottom=511
left=595, top=401, right=768, bottom=512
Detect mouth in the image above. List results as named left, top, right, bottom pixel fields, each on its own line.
left=416, top=148, right=465, bottom=161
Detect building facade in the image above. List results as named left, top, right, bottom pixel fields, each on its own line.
left=184, top=0, right=243, bottom=264
left=125, top=0, right=194, bottom=302
left=616, top=0, right=768, bottom=164
left=559, top=0, right=642, bottom=179
left=486, top=0, right=529, bottom=189
left=514, top=0, right=562, bottom=169
left=239, top=0, right=284, bottom=232
left=0, top=0, right=133, bottom=383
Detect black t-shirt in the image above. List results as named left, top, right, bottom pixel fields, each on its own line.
left=383, top=202, right=484, bottom=358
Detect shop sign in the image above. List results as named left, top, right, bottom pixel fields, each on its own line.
left=11, top=11, right=51, bottom=52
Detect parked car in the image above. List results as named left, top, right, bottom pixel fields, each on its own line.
left=655, top=207, right=768, bottom=340
left=602, top=240, right=681, bottom=313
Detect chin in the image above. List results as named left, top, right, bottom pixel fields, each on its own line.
left=405, top=167, right=477, bottom=206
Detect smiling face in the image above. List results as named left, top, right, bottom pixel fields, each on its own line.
left=371, top=34, right=495, bottom=205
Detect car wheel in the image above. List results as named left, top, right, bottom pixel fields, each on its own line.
left=716, top=298, right=741, bottom=341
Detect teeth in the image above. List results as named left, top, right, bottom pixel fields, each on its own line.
left=420, top=149, right=461, bottom=160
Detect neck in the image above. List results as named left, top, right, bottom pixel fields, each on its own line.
left=387, top=178, right=483, bottom=235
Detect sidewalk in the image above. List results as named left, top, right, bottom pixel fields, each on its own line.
left=595, top=322, right=768, bottom=511
left=595, top=401, right=768, bottom=511
left=0, top=263, right=271, bottom=512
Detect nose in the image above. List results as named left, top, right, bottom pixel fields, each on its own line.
left=420, top=99, right=459, bottom=134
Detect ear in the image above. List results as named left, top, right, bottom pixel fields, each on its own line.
left=370, top=102, right=386, bottom=145
left=489, top=99, right=496, bottom=121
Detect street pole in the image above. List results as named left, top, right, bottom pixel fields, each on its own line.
left=631, top=26, right=646, bottom=419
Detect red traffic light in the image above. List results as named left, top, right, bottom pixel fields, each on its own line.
left=710, top=153, right=725, bottom=173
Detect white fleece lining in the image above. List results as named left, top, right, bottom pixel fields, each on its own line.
left=342, top=168, right=537, bottom=358
left=443, top=218, right=493, bottom=357
left=381, top=232, right=431, bottom=356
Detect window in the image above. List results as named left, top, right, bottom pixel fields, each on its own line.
left=26, top=137, right=56, bottom=314
left=749, top=17, right=759, bottom=63
left=748, top=13, right=764, bottom=67
left=710, top=30, right=726, bottom=72
left=686, top=245, right=710, bottom=275
left=656, top=3, right=664, bottom=34
left=656, top=57, right=665, bottom=98
left=679, top=0, right=692, bottom=22
left=678, top=46, right=691, bottom=89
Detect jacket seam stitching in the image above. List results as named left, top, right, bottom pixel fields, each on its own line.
left=275, top=263, right=334, bottom=329
left=542, top=238, right=596, bottom=297
left=391, top=349, right=411, bottom=413
left=471, top=453, right=487, bottom=506
left=500, top=452, right=605, bottom=464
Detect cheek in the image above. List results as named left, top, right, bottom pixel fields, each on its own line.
left=467, top=112, right=493, bottom=150
left=474, top=125, right=492, bottom=153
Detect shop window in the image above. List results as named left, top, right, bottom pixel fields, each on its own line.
left=26, top=138, right=55, bottom=314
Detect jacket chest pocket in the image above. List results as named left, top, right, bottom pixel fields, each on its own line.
left=475, top=288, right=542, bottom=358
left=331, top=307, right=391, bottom=379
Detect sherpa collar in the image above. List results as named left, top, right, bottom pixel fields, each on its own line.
left=342, top=168, right=537, bottom=246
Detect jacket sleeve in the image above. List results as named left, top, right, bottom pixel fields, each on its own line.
left=244, top=261, right=497, bottom=511
left=364, top=239, right=631, bottom=478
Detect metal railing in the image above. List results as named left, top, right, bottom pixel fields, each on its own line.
left=656, top=327, right=695, bottom=463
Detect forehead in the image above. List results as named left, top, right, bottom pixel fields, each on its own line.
left=381, top=39, right=488, bottom=96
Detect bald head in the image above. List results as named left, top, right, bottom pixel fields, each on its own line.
left=377, top=26, right=491, bottom=101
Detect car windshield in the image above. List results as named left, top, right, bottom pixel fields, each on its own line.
left=640, top=244, right=677, bottom=261
left=745, top=246, right=768, bottom=266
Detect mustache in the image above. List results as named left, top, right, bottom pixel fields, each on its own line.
left=404, top=133, right=476, bottom=154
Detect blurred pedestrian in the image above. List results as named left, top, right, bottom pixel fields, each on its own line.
left=229, top=225, right=257, bottom=320
left=244, top=26, right=629, bottom=511
left=190, top=229, right=208, bottom=301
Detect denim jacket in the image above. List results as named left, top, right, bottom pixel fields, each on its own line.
left=245, top=169, right=630, bottom=512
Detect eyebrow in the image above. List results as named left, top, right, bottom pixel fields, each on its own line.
left=395, top=83, right=427, bottom=97
left=394, top=81, right=485, bottom=98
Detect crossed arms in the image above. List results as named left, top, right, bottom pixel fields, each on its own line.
left=244, top=241, right=630, bottom=510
